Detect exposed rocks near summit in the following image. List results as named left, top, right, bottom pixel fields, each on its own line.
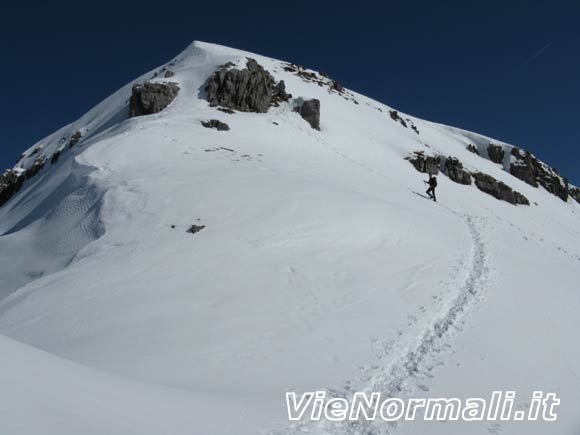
left=51, top=149, right=63, bottom=165
left=389, top=110, right=408, bottom=128
left=487, top=144, right=505, bottom=164
left=510, top=147, right=568, bottom=201
left=26, top=156, right=46, bottom=179
left=299, top=99, right=321, bottom=130
left=407, top=151, right=440, bottom=175
left=68, top=131, right=82, bottom=149
left=444, top=157, right=472, bottom=185
left=272, top=80, right=291, bottom=105
left=389, top=110, right=419, bottom=134
left=205, top=58, right=282, bottom=113
left=467, top=144, right=480, bottom=155
left=509, top=147, right=538, bottom=187
left=0, top=169, right=25, bottom=207
left=466, top=142, right=574, bottom=203
left=129, top=82, right=180, bottom=117
left=407, top=151, right=529, bottom=205
left=570, top=187, right=580, bottom=204
left=472, top=172, right=529, bottom=206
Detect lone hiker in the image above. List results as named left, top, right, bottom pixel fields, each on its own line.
left=425, top=174, right=437, bottom=202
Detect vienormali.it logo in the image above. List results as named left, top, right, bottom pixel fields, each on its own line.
left=285, top=391, right=560, bottom=422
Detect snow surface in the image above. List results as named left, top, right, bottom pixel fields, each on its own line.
left=1, top=41, right=579, bottom=435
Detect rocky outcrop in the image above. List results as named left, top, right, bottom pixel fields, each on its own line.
left=389, top=110, right=408, bottom=128
left=509, top=147, right=538, bottom=187
left=569, top=187, right=580, bottom=204
left=51, top=149, right=62, bottom=165
left=467, top=144, right=479, bottom=155
left=129, top=82, right=180, bottom=117
left=487, top=144, right=505, bottom=164
left=407, top=151, right=440, bottom=175
left=205, top=58, right=287, bottom=113
left=299, top=99, right=320, bottom=130
left=470, top=141, right=574, bottom=202
left=30, top=147, right=42, bottom=156
left=332, top=81, right=343, bottom=92
left=472, top=172, right=529, bottom=205
left=26, top=156, right=46, bottom=179
left=535, top=163, right=568, bottom=202
left=68, top=131, right=82, bottom=148
left=388, top=110, right=419, bottom=134
left=201, top=119, right=230, bottom=131
left=444, top=157, right=472, bottom=185
left=0, top=169, right=25, bottom=207
left=272, top=80, right=291, bottom=105
left=510, top=147, right=568, bottom=201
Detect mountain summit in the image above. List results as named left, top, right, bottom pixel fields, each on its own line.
left=0, top=41, right=578, bottom=435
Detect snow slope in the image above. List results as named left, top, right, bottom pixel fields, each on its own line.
left=0, top=41, right=579, bottom=435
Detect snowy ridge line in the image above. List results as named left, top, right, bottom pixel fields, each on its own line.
left=273, top=214, right=489, bottom=435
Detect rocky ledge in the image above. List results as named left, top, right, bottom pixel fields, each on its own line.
left=407, top=151, right=529, bottom=206
left=205, top=58, right=291, bottom=113
left=129, top=82, right=180, bottom=117
left=510, top=147, right=569, bottom=202
left=407, top=151, right=440, bottom=175
left=472, top=172, right=529, bottom=206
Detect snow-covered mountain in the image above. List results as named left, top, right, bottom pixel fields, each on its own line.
left=0, top=41, right=579, bottom=435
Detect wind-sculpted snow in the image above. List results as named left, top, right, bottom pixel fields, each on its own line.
left=0, top=41, right=579, bottom=435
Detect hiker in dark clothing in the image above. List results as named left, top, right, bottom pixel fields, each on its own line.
left=425, top=175, right=437, bottom=202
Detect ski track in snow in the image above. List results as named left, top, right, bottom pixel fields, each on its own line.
left=273, top=213, right=490, bottom=435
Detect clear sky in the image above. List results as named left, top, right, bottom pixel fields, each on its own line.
left=1, top=0, right=578, bottom=183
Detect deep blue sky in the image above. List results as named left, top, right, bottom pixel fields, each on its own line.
left=1, top=0, right=579, bottom=183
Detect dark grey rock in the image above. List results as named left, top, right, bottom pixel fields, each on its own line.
left=129, top=82, right=180, bottom=117
left=510, top=147, right=569, bottom=201
left=0, top=169, right=25, bottom=207
left=68, top=131, right=82, bottom=149
left=201, top=119, right=230, bottom=131
left=407, top=151, right=440, bottom=175
left=466, top=144, right=480, bottom=155
left=30, top=147, right=42, bottom=156
left=513, top=191, right=530, bottom=206
left=51, top=149, right=62, bottom=165
left=389, top=110, right=408, bottom=128
left=26, top=156, right=46, bottom=179
left=533, top=160, right=568, bottom=202
left=472, top=172, right=529, bottom=205
left=510, top=147, right=538, bottom=187
left=569, top=187, right=580, bottom=204
left=444, top=157, right=472, bottom=185
left=188, top=224, right=206, bottom=235
left=332, top=81, right=343, bottom=92
left=487, top=144, right=505, bottom=164
left=300, top=99, right=320, bottom=130
left=205, top=58, right=279, bottom=113
left=164, top=70, right=175, bottom=78
left=272, top=80, right=291, bottom=103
